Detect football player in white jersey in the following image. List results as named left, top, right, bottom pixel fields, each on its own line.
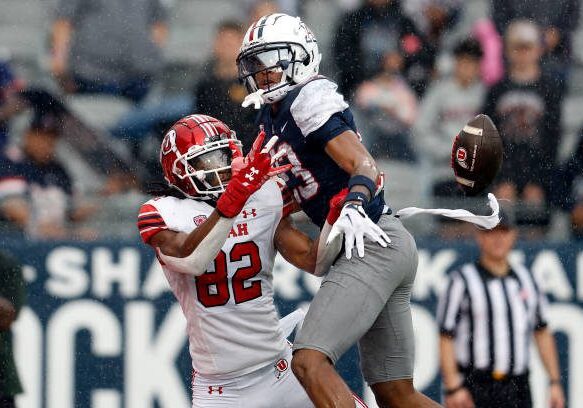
left=137, top=114, right=367, bottom=408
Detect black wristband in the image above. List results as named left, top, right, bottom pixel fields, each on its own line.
left=344, top=191, right=369, bottom=206
left=348, top=175, right=377, bottom=198
left=444, top=384, right=464, bottom=396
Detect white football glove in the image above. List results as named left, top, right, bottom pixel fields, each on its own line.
left=326, top=203, right=391, bottom=260
left=241, top=89, right=266, bottom=109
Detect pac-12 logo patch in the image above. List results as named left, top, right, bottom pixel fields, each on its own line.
left=274, top=358, right=289, bottom=379
left=193, top=215, right=208, bottom=226
left=456, top=147, right=469, bottom=169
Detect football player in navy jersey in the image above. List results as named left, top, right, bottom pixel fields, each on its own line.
left=237, top=14, right=441, bottom=408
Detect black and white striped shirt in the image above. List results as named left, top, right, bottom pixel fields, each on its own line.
left=437, top=261, right=548, bottom=376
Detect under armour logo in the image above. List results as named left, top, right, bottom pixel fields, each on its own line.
left=245, top=167, right=260, bottom=181
left=242, top=209, right=257, bottom=218
left=208, top=386, right=223, bottom=395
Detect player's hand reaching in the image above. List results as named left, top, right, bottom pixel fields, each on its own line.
left=327, top=202, right=391, bottom=260
left=229, top=129, right=289, bottom=178
left=217, top=132, right=291, bottom=218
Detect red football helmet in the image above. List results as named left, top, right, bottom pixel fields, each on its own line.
left=160, top=114, right=242, bottom=199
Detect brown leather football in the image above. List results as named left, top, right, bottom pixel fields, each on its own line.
left=451, top=114, right=503, bottom=196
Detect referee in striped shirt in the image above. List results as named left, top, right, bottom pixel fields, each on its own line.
left=437, top=210, right=564, bottom=408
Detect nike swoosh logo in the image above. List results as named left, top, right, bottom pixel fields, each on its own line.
left=281, top=121, right=288, bottom=133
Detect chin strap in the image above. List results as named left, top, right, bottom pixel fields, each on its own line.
left=396, top=193, right=501, bottom=230
left=242, top=89, right=266, bottom=109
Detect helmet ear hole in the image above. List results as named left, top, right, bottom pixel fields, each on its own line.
left=303, top=55, right=310, bottom=66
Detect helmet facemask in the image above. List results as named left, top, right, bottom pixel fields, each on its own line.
left=172, top=139, right=240, bottom=200
left=237, top=43, right=308, bottom=103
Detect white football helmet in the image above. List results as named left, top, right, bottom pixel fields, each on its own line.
left=237, top=13, right=322, bottom=104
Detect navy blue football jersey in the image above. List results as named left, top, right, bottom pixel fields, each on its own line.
left=257, top=77, right=385, bottom=227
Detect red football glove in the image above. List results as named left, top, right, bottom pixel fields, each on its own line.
left=217, top=131, right=291, bottom=218
left=229, top=128, right=281, bottom=177
left=326, top=188, right=349, bottom=224
left=228, top=139, right=245, bottom=176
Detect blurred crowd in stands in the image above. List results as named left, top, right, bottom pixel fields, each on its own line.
left=0, top=0, right=583, bottom=242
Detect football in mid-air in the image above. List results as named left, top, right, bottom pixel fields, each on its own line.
left=451, top=114, right=503, bottom=196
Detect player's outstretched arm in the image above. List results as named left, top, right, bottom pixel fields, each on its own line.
left=323, top=130, right=390, bottom=258
left=324, top=130, right=379, bottom=202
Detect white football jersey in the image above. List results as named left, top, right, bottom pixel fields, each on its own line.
left=138, top=181, right=287, bottom=378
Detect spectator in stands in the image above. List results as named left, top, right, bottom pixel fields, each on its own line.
left=194, top=20, right=258, bottom=153
left=353, top=39, right=418, bottom=161
left=0, top=251, right=26, bottom=408
left=50, top=0, right=169, bottom=104
left=437, top=209, right=565, bottom=408
left=414, top=38, right=485, bottom=188
left=492, top=0, right=580, bottom=85
left=483, top=20, right=563, bottom=228
left=402, top=0, right=463, bottom=48
left=332, top=0, right=434, bottom=97
left=0, top=112, right=95, bottom=239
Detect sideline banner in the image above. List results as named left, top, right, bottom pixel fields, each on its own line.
left=3, top=239, right=582, bottom=408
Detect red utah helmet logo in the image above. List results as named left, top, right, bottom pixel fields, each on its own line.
left=161, top=129, right=177, bottom=155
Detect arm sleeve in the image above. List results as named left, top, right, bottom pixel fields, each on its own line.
left=290, top=79, right=349, bottom=140
left=436, top=271, right=466, bottom=337
left=137, top=203, right=168, bottom=244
